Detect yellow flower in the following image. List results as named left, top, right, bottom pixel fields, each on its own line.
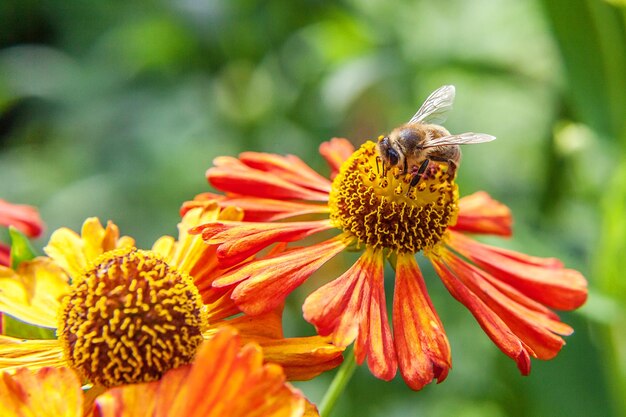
left=0, top=204, right=342, bottom=389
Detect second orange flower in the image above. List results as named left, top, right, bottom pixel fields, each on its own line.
left=189, top=138, right=588, bottom=390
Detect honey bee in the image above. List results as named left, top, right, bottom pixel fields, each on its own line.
left=376, top=85, right=495, bottom=186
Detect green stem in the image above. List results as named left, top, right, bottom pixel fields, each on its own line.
left=319, top=346, right=357, bottom=417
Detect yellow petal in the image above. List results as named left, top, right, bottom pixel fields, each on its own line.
left=0, top=336, right=65, bottom=373
left=45, top=218, right=136, bottom=280
left=151, top=236, right=176, bottom=262
left=171, top=205, right=223, bottom=273
left=44, top=227, right=86, bottom=279
left=81, top=218, right=108, bottom=262
left=0, top=258, right=69, bottom=328
left=0, top=367, right=83, bottom=417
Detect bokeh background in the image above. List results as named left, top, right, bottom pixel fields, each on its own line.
left=1, top=0, right=625, bottom=416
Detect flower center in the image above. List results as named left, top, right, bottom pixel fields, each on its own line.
left=57, top=247, right=206, bottom=387
left=329, top=141, right=459, bottom=253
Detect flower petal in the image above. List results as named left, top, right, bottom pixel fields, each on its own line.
left=354, top=250, right=396, bottom=381
left=0, top=245, right=9, bottom=267
left=0, top=367, right=83, bottom=417
left=0, top=258, right=70, bottom=328
left=239, top=151, right=332, bottom=194
left=303, top=249, right=396, bottom=381
left=193, top=220, right=334, bottom=268
left=207, top=156, right=329, bottom=201
left=43, top=228, right=84, bottom=280
left=95, top=328, right=307, bottom=417
left=303, top=253, right=369, bottom=346
left=183, top=192, right=330, bottom=222
left=209, top=307, right=344, bottom=381
left=431, top=256, right=531, bottom=375
left=0, top=199, right=44, bottom=238
left=0, top=336, right=65, bottom=373
left=319, top=138, right=354, bottom=179
left=45, top=218, right=135, bottom=280
left=252, top=335, right=344, bottom=381
left=450, top=191, right=512, bottom=236
left=216, top=237, right=350, bottom=315
left=392, top=254, right=451, bottom=390
left=438, top=251, right=571, bottom=360
left=447, top=232, right=587, bottom=310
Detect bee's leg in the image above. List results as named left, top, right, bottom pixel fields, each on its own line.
left=447, top=160, right=458, bottom=178
left=375, top=156, right=381, bottom=175
left=409, top=159, right=430, bottom=187
left=403, top=158, right=408, bottom=175
left=429, top=156, right=457, bottom=179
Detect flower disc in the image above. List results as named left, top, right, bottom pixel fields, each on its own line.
left=58, top=247, right=205, bottom=387
left=329, top=141, right=459, bottom=253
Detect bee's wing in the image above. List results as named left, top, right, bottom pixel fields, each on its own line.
left=422, top=132, right=496, bottom=148
left=408, top=85, right=456, bottom=125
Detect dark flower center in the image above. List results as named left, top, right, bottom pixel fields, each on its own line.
left=58, top=247, right=205, bottom=387
left=328, top=141, right=459, bottom=253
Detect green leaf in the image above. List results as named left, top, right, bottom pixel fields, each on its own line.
left=540, top=0, right=626, bottom=139
left=2, top=315, right=56, bottom=340
left=9, top=226, right=38, bottom=269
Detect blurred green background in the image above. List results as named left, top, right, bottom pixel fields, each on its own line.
left=1, top=0, right=625, bottom=416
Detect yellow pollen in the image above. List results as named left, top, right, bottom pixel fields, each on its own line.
left=57, top=247, right=206, bottom=388
left=329, top=141, right=459, bottom=253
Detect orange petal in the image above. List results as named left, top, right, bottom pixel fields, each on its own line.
left=214, top=237, right=350, bottom=315
left=220, top=307, right=285, bottom=339
left=150, top=204, right=246, bottom=320
left=239, top=152, right=332, bottom=194
left=180, top=194, right=244, bottom=219
left=193, top=220, right=334, bottom=268
left=303, top=252, right=369, bottom=346
left=304, top=400, right=321, bottom=417
left=203, top=286, right=240, bottom=322
left=319, top=138, right=354, bottom=179
left=95, top=328, right=306, bottom=417
left=431, top=256, right=531, bottom=375
left=354, top=250, right=396, bottom=381
left=189, top=193, right=330, bottom=223
left=440, top=252, right=571, bottom=360
left=207, top=156, right=329, bottom=201
left=155, top=204, right=234, bottom=279
left=392, top=254, right=451, bottom=390
left=448, top=232, right=588, bottom=310
left=252, top=336, right=344, bottom=381
left=303, top=249, right=396, bottom=381
left=0, top=199, right=44, bottom=238
left=0, top=258, right=70, bottom=328
left=0, top=367, right=83, bottom=417
left=450, top=191, right=512, bottom=236
left=0, top=245, right=10, bottom=267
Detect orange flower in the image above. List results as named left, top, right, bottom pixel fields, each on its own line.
left=0, top=328, right=314, bottom=417
left=190, top=138, right=588, bottom=390
left=95, top=328, right=310, bottom=417
left=0, top=199, right=44, bottom=267
left=0, top=205, right=342, bottom=390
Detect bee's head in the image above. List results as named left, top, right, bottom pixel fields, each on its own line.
left=377, top=135, right=402, bottom=167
